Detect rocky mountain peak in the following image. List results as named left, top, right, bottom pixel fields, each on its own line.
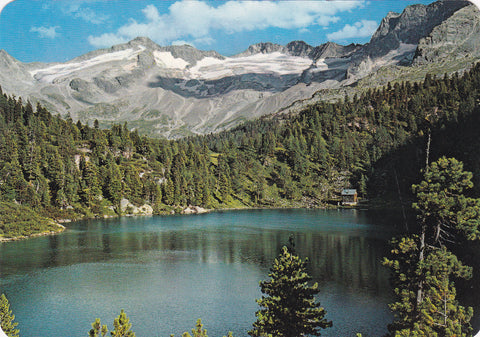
left=126, top=36, right=160, bottom=50
left=161, top=44, right=224, bottom=65
left=413, top=3, right=480, bottom=65
left=312, top=42, right=360, bottom=60
left=366, top=0, right=470, bottom=58
left=285, top=41, right=314, bottom=58
left=235, top=42, right=284, bottom=57
left=0, top=49, right=19, bottom=65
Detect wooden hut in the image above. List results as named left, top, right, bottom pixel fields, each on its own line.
left=341, top=189, right=358, bottom=206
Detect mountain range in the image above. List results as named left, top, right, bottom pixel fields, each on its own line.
left=0, top=0, right=478, bottom=138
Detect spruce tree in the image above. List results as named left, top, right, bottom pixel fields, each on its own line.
left=249, top=246, right=331, bottom=337
left=0, top=294, right=19, bottom=337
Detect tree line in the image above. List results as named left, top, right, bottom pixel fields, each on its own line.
left=1, top=62, right=480, bottom=238
left=3, top=158, right=479, bottom=336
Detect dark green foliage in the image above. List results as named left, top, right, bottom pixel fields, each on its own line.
left=2, top=62, right=480, bottom=239
left=182, top=319, right=208, bottom=337
left=383, top=236, right=419, bottom=332
left=0, top=293, right=19, bottom=337
left=418, top=247, right=473, bottom=337
left=0, top=202, right=62, bottom=238
left=384, top=157, right=479, bottom=336
left=412, top=157, right=480, bottom=244
left=249, top=246, right=331, bottom=337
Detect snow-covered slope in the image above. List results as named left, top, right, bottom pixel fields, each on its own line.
left=0, top=36, right=341, bottom=137
left=30, top=46, right=146, bottom=83
left=189, top=52, right=316, bottom=80
left=0, top=0, right=475, bottom=138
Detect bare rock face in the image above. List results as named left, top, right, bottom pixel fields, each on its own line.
left=311, top=42, right=360, bottom=60
left=365, top=0, right=470, bottom=58
left=413, top=4, right=480, bottom=64
left=236, top=42, right=285, bottom=57
left=285, top=41, right=315, bottom=58
left=346, top=0, right=470, bottom=81
left=0, top=1, right=477, bottom=139
left=162, top=44, right=224, bottom=65
left=120, top=198, right=153, bottom=215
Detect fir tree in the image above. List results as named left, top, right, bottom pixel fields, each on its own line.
left=249, top=246, right=332, bottom=337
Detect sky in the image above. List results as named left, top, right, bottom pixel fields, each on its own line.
left=0, top=0, right=476, bottom=63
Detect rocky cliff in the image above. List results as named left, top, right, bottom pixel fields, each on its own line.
left=413, top=3, right=480, bottom=64
left=0, top=0, right=476, bottom=138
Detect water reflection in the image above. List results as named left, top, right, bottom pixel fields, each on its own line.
left=0, top=209, right=420, bottom=337
left=1, top=210, right=393, bottom=294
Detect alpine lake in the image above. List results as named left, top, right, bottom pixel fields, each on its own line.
left=1, top=209, right=479, bottom=337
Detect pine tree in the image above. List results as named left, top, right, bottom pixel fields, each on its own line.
left=412, top=157, right=480, bottom=307
left=0, top=294, right=19, bottom=337
left=89, top=318, right=108, bottom=337
left=182, top=319, right=208, bottom=337
left=110, top=310, right=135, bottom=337
left=418, top=247, right=473, bottom=337
left=249, top=246, right=332, bottom=337
left=384, top=157, right=479, bottom=336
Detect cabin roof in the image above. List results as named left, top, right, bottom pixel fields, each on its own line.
left=341, top=189, right=357, bottom=196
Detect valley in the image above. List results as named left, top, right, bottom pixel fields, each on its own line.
left=0, top=1, right=477, bottom=138
left=1, top=1, right=480, bottom=336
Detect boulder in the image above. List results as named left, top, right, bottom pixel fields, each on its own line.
left=120, top=198, right=153, bottom=215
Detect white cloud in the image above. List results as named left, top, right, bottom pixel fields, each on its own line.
left=61, top=1, right=109, bottom=25
left=193, top=37, right=215, bottom=46
left=74, top=7, right=109, bottom=24
left=30, top=26, right=60, bottom=39
left=326, top=19, right=378, bottom=41
left=88, top=0, right=365, bottom=48
left=87, top=33, right=128, bottom=48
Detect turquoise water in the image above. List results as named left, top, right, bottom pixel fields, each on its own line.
left=0, top=209, right=477, bottom=336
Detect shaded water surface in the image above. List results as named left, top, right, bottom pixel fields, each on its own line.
left=0, top=209, right=478, bottom=336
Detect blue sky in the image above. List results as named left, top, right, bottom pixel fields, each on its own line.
left=0, top=0, right=438, bottom=63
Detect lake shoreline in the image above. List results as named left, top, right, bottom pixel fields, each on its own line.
left=0, top=222, right=66, bottom=243
left=0, top=202, right=369, bottom=243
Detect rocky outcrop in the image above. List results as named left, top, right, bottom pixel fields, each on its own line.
left=181, top=206, right=209, bottom=215
left=345, top=0, right=470, bottom=81
left=239, top=41, right=360, bottom=60
left=162, top=44, right=224, bottom=65
left=413, top=4, right=480, bottom=64
left=285, top=41, right=315, bottom=58
left=235, top=42, right=285, bottom=57
left=0, top=1, right=477, bottom=139
left=120, top=198, right=153, bottom=215
left=311, top=42, right=360, bottom=60
left=365, top=0, right=470, bottom=59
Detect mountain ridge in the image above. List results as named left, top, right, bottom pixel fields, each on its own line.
left=0, top=0, right=477, bottom=138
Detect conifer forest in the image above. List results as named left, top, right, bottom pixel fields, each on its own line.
left=1, top=61, right=480, bottom=336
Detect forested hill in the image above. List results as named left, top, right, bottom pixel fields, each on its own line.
left=1, top=61, right=480, bottom=237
